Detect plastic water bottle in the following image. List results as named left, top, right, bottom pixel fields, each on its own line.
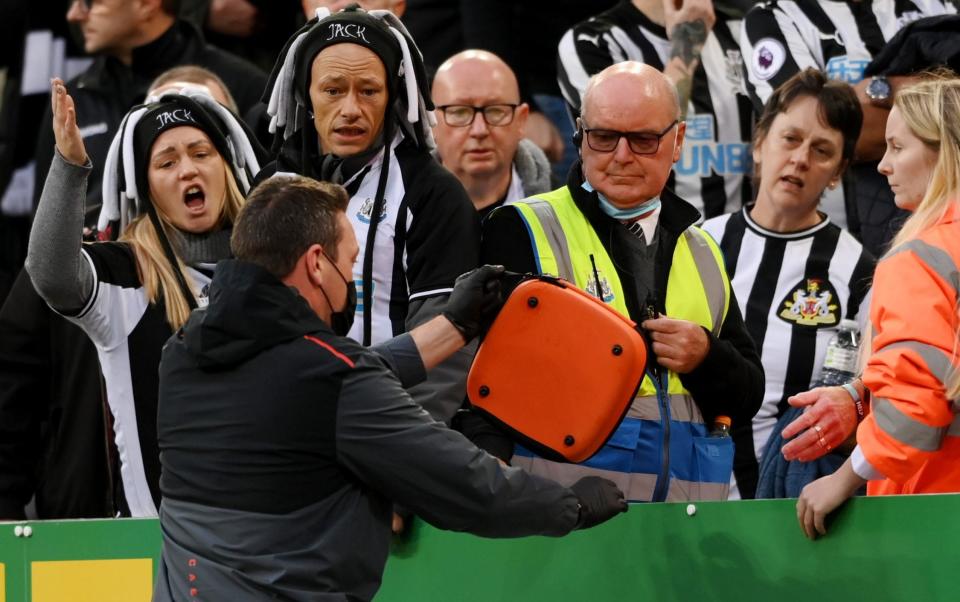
left=709, top=415, right=731, bottom=438
left=817, top=319, right=860, bottom=386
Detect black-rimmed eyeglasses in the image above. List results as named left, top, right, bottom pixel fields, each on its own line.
left=437, top=104, right=520, bottom=127
left=581, top=120, right=679, bottom=155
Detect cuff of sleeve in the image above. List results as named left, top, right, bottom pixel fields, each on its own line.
left=371, top=333, right=427, bottom=389
left=53, top=146, right=92, bottom=170
left=851, top=445, right=884, bottom=481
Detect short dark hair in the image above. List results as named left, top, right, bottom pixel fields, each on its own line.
left=754, top=68, right=863, bottom=164
left=231, top=175, right=350, bottom=279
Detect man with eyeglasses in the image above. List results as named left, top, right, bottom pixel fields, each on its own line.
left=432, top=50, right=553, bottom=220
left=479, top=62, right=763, bottom=503
left=557, top=0, right=755, bottom=221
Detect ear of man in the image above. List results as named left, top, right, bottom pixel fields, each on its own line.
left=672, top=121, right=687, bottom=163
left=572, top=117, right=584, bottom=149
left=304, top=244, right=326, bottom=288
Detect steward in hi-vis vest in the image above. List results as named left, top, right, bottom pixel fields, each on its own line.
left=483, top=174, right=763, bottom=501
left=476, top=59, right=763, bottom=503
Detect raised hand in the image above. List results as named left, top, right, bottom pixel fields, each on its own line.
left=50, top=78, right=87, bottom=166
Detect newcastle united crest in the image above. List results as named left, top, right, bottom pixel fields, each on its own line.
left=778, top=278, right=839, bottom=327
left=357, top=198, right=387, bottom=224
left=585, top=272, right=615, bottom=304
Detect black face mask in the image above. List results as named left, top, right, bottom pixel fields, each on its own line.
left=320, top=249, right=357, bottom=337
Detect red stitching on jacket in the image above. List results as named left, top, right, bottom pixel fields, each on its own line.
left=303, top=335, right=356, bottom=368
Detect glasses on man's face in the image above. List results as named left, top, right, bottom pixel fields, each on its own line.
left=437, top=104, right=520, bottom=127
left=582, top=120, right=679, bottom=155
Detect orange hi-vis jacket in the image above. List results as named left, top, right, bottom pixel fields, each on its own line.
left=858, top=203, right=960, bottom=495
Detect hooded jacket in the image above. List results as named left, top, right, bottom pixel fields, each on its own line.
left=515, top=138, right=554, bottom=199
left=155, top=259, right=581, bottom=601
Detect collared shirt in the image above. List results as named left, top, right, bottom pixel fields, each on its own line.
left=622, top=203, right=662, bottom=245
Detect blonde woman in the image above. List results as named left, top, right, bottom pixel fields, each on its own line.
left=796, top=77, right=960, bottom=539
left=26, top=79, right=262, bottom=517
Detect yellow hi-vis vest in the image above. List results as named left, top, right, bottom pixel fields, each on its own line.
left=508, top=186, right=734, bottom=502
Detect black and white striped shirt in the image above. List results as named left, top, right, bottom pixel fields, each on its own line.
left=740, top=0, right=955, bottom=230
left=557, top=1, right=755, bottom=218
left=65, top=243, right=213, bottom=517
left=741, top=0, right=957, bottom=107
left=702, top=208, right=874, bottom=499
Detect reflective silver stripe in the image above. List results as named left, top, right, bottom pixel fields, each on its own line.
left=885, top=239, right=960, bottom=295
left=683, top=228, right=726, bottom=336
left=511, top=455, right=657, bottom=502
left=873, top=396, right=949, bottom=452
left=626, top=473, right=661, bottom=502
left=876, top=340, right=957, bottom=387
left=947, top=415, right=960, bottom=437
left=513, top=455, right=730, bottom=502
left=524, top=199, right=576, bottom=282
left=626, top=397, right=661, bottom=421
left=667, top=478, right=729, bottom=502
left=513, top=455, right=661, bottom=502
left=627, top=394, right=705, bottom=424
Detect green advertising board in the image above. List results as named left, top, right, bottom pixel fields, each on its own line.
left=1, top=495, right=956, bottom=601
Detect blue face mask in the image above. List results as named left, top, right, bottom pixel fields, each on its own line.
left=582, top=180, right=661, bottom=220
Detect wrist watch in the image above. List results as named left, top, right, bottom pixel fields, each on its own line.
left=866, top=75, right=892, bottom=106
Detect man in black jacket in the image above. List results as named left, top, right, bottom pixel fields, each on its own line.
left=154, top=175, right=627, bottom=601
left=32, top=0, right=267, bottom=234
left=262, top=7, right=480, bottom=424
left=479, top=62, right=763, bottom=502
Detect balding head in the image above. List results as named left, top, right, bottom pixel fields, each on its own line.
left=433, top=50, right=520, bottom=102
left=582, top=62, right=680, bottom=125
left=431, top=50, right=529, bottom=210
left=576, top=61, right=685, bottom=208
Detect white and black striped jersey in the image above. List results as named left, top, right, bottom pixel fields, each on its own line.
left=741, top=0, right=956, bottom=107
left=63, top=243, right=213, bottom=518
left=338, top=134, right=480, bottom=347
left=740, top=0, right=956, bottom=230
left=702, top=208, right=874, bottom=499
left=557, top=1, right=755, bottom=218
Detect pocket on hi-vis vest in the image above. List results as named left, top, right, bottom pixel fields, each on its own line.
left=693, top=435, right=734, bottom=486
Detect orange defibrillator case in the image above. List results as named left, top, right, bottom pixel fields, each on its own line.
left=467, top=276, right=648, bottom=463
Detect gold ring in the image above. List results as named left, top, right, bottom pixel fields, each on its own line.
left=817, top=436, right=827, bottom=448
left=813, top=424, right=823, bottom=434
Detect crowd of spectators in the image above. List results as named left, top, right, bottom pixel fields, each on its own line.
left=1, top=0, right=959, bottom=561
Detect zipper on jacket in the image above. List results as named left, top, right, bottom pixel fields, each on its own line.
left=642, top=294, right=671, bottom=503
left=650, top=370, right=671, bottom=502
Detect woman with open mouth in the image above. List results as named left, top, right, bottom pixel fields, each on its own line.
left=26, top=80, right=263, bottom=518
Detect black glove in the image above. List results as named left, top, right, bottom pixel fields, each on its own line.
left=570, top=476, right=628, bottom=529
left=442, top=264, right=506, bottom=341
